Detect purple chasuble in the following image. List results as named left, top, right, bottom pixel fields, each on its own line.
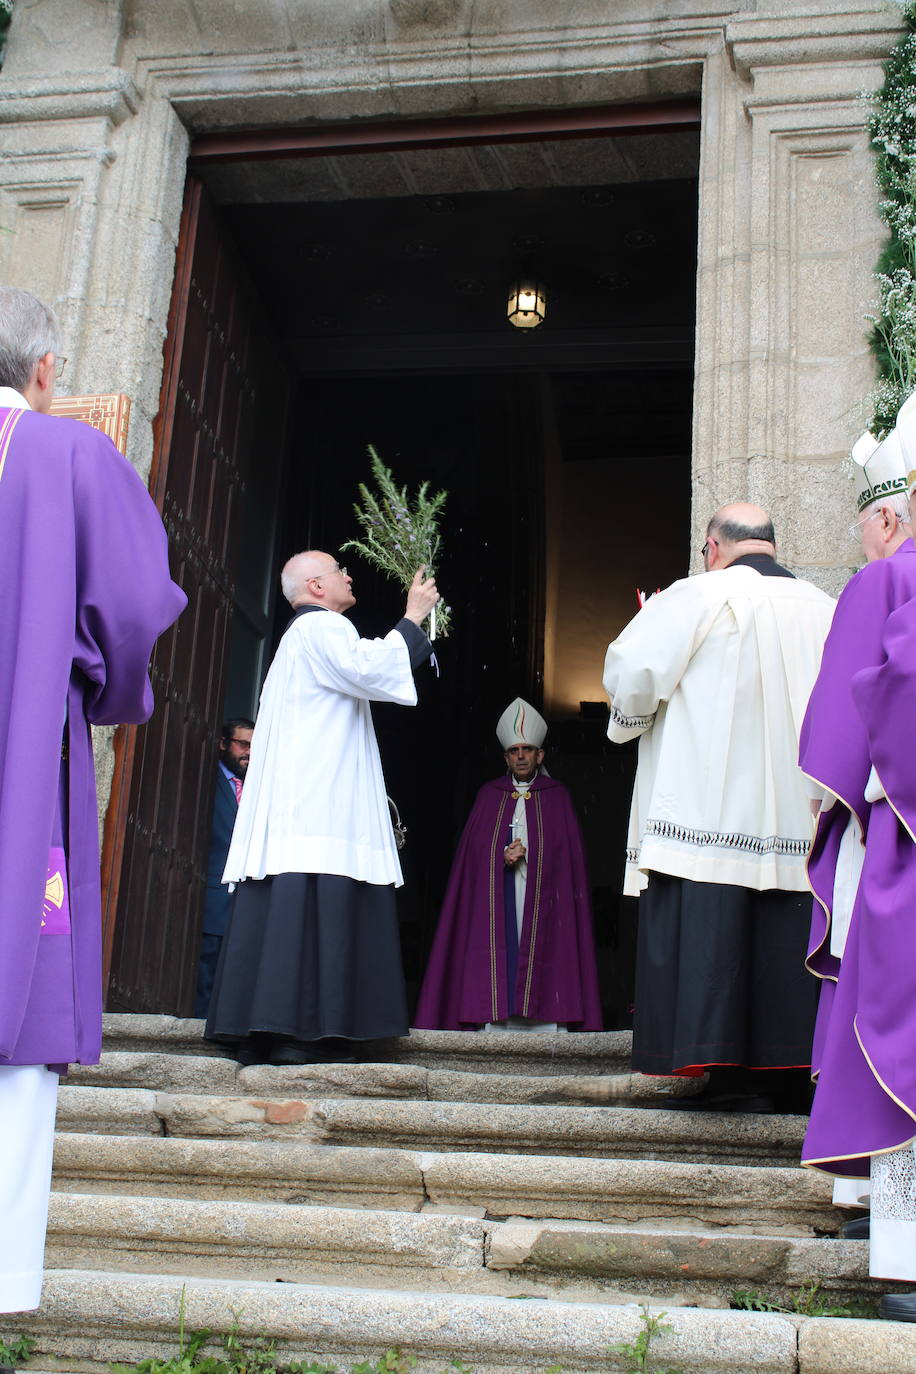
left=798, top=542, right=916, bottom=1074
left=413, top=773, right=603, bottom=1030
left=0, top=406, right=186, bottom=1068
left=802, top=589, right=916, bottom=1176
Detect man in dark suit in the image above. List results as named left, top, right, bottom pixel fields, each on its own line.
left=195, top=718, right=254, bottom=1016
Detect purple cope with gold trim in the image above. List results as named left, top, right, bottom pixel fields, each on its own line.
left=0, top=401, right=185, bottom=1068
left=414, top=772, right=602, bottom=1030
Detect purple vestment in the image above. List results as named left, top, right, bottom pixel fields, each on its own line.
left=0, top=405, right=186, bottom=1068
left=798, top=541, right=916, bottom=1074
left=802, top=581, right=916, bottom=1176
left=413, top=773, right=603, bottom=1030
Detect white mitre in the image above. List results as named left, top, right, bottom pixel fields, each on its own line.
left=852, top=428, right=907, bottom=513
left=496, top=697, right=547, bottom=750
left=894, top=390, right=916, bottom=497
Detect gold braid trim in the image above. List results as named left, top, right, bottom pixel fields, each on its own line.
left=488, top=793, right=510, bottom=1023
left=521, top=793, right=544, bottom=1017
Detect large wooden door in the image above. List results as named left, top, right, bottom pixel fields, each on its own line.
left=103, top=178, right=288, bottom=1013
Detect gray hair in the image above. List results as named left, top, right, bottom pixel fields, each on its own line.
left=864, top=492, right=911, bottom=523
left=0, top=286, right=61, bottom=392
left=280, top=564, right=300, bottom=606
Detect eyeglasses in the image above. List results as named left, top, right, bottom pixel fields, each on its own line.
left=54, top=355, right=67, bottom=378
left=849, top=511, right=883, bottom=542
left=309, top=564, right=348, bottom=581
left=226, top=737, right=251, bottom=748
left=700, top=536, right=717, bottom=559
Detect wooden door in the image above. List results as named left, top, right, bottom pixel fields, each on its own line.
left=103, top=177, right=288, bottom=1013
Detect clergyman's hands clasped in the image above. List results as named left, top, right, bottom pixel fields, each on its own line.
left=404, top=566, right=440, bottom=625
left=504, top=839, right=526, bottom=867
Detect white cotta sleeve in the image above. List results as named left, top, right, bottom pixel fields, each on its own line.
left=603, top=577, right=717, bottom=742
left=303, top=612, right=418, bottom=706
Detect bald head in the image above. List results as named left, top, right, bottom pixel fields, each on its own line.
left=281, top=550, right=355, bottom=613
left=704, top=503, right=776, bottom=571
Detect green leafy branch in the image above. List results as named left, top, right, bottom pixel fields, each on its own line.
left=341, top=445, right=451, bottom=638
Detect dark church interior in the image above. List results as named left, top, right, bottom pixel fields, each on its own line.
left=196, top=127, right=699, bottom=1027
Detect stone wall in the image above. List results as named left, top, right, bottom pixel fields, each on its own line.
left=0, top=0, right=903, bottom=809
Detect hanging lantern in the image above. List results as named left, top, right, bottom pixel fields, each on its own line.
left=507, top=281, right=547, bottom=329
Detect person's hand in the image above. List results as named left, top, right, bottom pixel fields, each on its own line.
left=404, top=565, right=440, bottom=625
left=504, top=839, right=526, bottom=867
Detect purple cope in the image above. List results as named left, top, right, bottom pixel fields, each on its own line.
left=801, top=545, right=916, bottom=1176
left=0, top=406, right=186, bottom=1069
left=414, top=773, right=603, bottom=1031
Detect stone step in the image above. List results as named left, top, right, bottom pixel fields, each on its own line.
left=4, top=1269, right=911, bottom=1374
left=68, top=1051, right=698, bottom=1108
left=42, top=1189, right=879, bottom=1309
left=56, top=1084, right=807, bottom=1164
left=53, top=1134, right=838, bottom=1231
left=101, top=1014, right=634, bottom=1075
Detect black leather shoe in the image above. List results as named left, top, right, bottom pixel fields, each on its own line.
left=879, top=1292, right=916, bottom=1321
left=839, top=1213, right=870, bottom=1240
left=268, top=1040, right=357, bottom=1066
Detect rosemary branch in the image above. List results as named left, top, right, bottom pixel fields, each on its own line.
left=341, top=446, right=452, bottom=638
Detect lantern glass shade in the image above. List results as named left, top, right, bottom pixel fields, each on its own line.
left=507, top=281, right=547, bottom=329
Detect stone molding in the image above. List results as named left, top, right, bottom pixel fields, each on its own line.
left=0, top=69, right=139, bottom=126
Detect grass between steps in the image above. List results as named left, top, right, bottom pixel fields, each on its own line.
left=0, top=1305, right=685, bottom=1374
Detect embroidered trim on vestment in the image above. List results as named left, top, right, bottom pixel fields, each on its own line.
left=630, top=819, right=810, bottom=858
left=609, top=703, right=655, bottom=730
left=488, top=793, right=510, bottom=1023
left=0, top=408, right=24, bottom=484
left=521, top=794, right=544, bottom=1017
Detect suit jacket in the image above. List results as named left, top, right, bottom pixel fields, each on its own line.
left=202, top=769, right=238, bottom=936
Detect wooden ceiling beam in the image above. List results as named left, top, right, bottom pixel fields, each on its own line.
left=189, top=98, right=701, bottom=165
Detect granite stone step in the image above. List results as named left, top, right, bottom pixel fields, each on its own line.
left=55, top=1084, right=808, bottom=1163
left=67, top=1050, right=699, bottom=1107
left=45, top=1192, right=489, bottom=1288
left=52, top=1133, right=839, bottom=1232
left=42, top=1188, right=878, bottom=1308
left=5, top=1269, right=913, bottom=1374
left=100, top=1015, right=634, bottom=1076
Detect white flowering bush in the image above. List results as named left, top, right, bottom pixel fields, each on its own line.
left=867, top=2, right=916, bottom=432
left=342, top=446, right=452, bottom=638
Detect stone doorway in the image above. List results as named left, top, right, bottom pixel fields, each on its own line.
left=107, top=112, right=701, bottom=1024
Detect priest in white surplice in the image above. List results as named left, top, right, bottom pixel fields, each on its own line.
left=603, top=504, right=834, bottom=1113
left=205, top=552, right=438, bottom=1066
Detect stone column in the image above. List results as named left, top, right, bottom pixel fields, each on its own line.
left=693, top=8, right=901, bottom=593
left=0, top=0, right=190, bottom=816
left=0, top=0, right=188, bottom=481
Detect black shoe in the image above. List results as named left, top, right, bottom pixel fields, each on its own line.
left=839, top=1213, right=870, bottom=1240
left=879, top=1292, right=916, bottom=1321
left=268, top=1039, right=357, bottom=1066
left=235, top=1036, right=271, bottom=1066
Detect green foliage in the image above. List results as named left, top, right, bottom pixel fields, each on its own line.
left=0, top=0, right=12, bottom=70
left=0, top=1333, right=35, bottom=1367
left=608, top=1305, right=682, bottom=1374
left=341, top=445, right=451, bottom=638
left=731, top=1282, right=879, bottom=1319
left=865, top=3, right=916, bottom=431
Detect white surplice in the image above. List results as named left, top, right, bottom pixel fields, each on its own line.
left=224, top=608, right=417, bottom=888
left=603, top=565, right=835, bottom=896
